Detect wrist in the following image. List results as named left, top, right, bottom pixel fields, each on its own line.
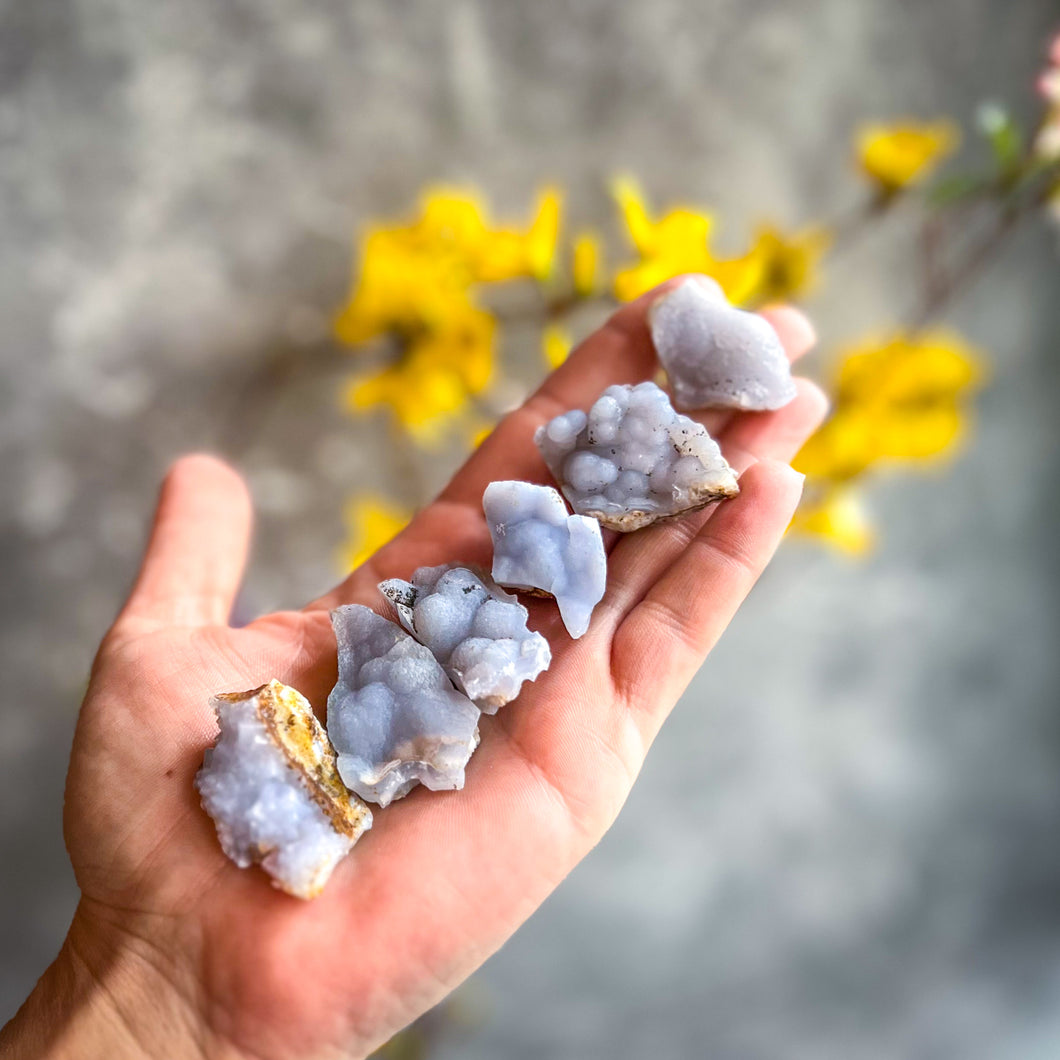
left=0, top=902, right=233, bottom=1060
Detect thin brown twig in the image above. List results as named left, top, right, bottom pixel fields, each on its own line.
left=908, top=180, right=1053, bottom=331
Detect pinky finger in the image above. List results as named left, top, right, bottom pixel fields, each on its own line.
left=611, top=460, right=804, bottom=742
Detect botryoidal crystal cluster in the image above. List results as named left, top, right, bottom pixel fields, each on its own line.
left=380, top=564, right=551, bottom=713
left=328, top=604, right=482, bottom=807
left=196, top=277, right=792, bottom=896
left=195, top=681, right=372, bottom=899
left=535, top=381, right=739, bottom=531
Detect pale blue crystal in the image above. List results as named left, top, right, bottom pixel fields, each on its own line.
left=380, top=564, right=551, bottom=713
left=483, top=480, right=606, bottom=640
left=196, top=680, right=372, bottom=899
left=535, top=380, right=739, bottom=531
left=327, top=605, right=481, bottom=807
left=650, top=276, right=797, bottom=411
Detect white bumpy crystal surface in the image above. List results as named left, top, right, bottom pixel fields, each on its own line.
left=327, top=604, right=481, bottom=807
left=483, top=480, right=606, bottom=639
left=379, top=564, right=551, bottom=714
left=534, top=380, right=739, bottom=531
left=650, top=276, right=797, bottom=411
left=196, top=681, right=371, bottom=900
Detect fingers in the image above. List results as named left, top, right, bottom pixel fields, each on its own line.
left=599, top=299, right=825, bottom=623
left=761, top=304, right=818, bottom=360
left=611, top=460, right=805, bottom=733
left=719, top=377, right=830, bottom=472
left=601, top=375, right=826, bottom=618
left=115, top=454, right=253, bottom=631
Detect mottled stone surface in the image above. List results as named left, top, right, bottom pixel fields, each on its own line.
left=535, top=381, right=739, bottom=531
left=380, top=564, right=550, bottom=713
left=650, top=277, right=797, bottom=411
left=483, top=480, right=606, bottom=639
left=196, top=680, right=371, bottom=900
left=327, top=605, right=481, bottom=807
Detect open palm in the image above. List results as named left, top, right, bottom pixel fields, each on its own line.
left=43, top=279, right=825, bottom=1060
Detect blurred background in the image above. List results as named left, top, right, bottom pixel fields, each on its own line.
left=2, top=1, right=1059, bottom=1057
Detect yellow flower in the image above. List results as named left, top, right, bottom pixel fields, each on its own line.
left=610, top=177, right=763, bottom=304
left=542, top=323, right=573, bottom=369
left=856, top=120, right=960, bottom=193
left=407, top=185, right=562, bottom=285
left=572, top=231, right=602, bottom=296
left=334, top=186, right=563, bottom=441
left=334, top=186, right=563, bottom=344
left=795, top=330, right=983, bottom=482
left=334, top=227, right=473, bottom=344
left=745, top=223, right=831, bottom=304
left=339, top=495, right=411, bottom=571
left=789, top=487, right=873, bottom=555
left=344, top=307, right=496, bottom=444
left=524, top=187, right=563, bottom=282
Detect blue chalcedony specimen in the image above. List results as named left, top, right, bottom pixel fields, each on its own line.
left=327, top=605, right=481, bottom=807
left=483, top=480, right=606, bottom=640
left=380, top=564, right=550, bottom=713
left=196, top=680, right=372, bottom=899
left=649, top=276, right=797, bottom=411
left=535, top=380, right=739, bottom=532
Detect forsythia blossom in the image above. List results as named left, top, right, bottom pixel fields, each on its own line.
left=795, top=330, right=981, bottom=482
left=856, top=120, right=960, bottom=193
left=344, top=308, right=496, bottom=441
left=745, top=223, right=830, bottom=305
left=789, top=486, right=873, bottom=555
left=610, top=177, right=763, bottom=304
left=792, top=331, right=981, bottom=552
left=572, top=231, right=602, bottom=297
left=542, top=324, right=573, bottom=369
left=334, top=187, right=562, bottom=441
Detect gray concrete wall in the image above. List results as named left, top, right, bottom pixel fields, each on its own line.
left=2, top=2, right=1059, bottom=1056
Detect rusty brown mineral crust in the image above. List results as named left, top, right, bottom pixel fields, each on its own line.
left=215, top=680, right=371, bottom=840
left=582, top=478, right=741, bottom=531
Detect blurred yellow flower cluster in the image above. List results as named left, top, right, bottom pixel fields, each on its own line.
left=610, top=178, right=829, bottom=306
left=792, top=331, right=983, bottom=552
left=335, top=187, right=561, bottom=442
left=610, top=178, right=763, bottom=303
left=856, top=120, right=960, bottom=193
left=335, top=100, right=1012, bottom=564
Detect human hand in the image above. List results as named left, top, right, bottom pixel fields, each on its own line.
left=0, top=278, right=825, bottom=1060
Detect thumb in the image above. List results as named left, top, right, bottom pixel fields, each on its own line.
left=115, top=454, right=253, bottom=631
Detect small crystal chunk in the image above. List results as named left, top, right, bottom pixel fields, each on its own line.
left=196, top=680, right=372, bottom=900
left=483, top=480, right=606, bottom=640
left=380, top=564, right=551, bottom=713
left=327, top=604, right=481, bottom=807
left=650, top=277, right=797, bottom=411
left=535, top=381, right=739, bottom=531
